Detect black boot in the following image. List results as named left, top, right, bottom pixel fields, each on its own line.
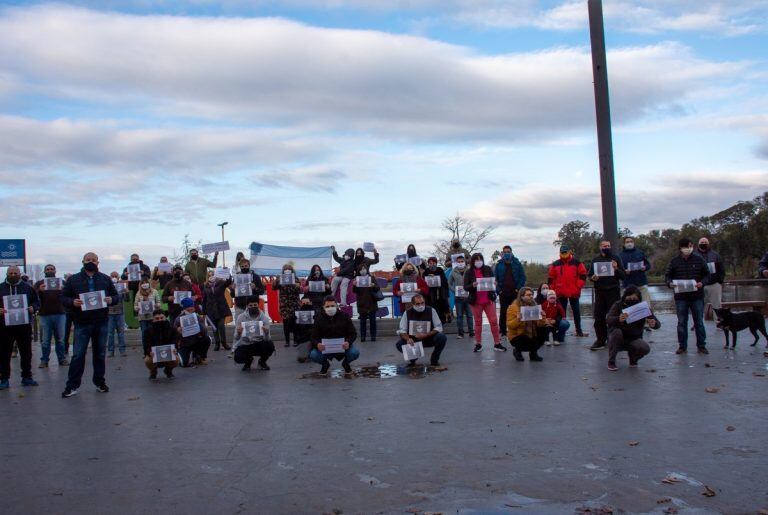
left=513, top=348, right=524, bottom=361
left=258, top=358, right=270, bottom=370
left=529, top=351, right=543, bottom=362
left=342, top=359, right=352, bottom=374
left=320, top=360, right=330, bottom=375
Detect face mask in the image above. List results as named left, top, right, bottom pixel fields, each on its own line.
left=452, top=243, right=460, bottom=249
left=624, top=297, right=640, bottom=306
left=324, top=307, right=337, bottom=316
left=356, top=253, right=363, bottom=258
left=248, top=307, right=260, bottom=316
left=540, top=288, right=549, bottom=296
left=173, top=272, right=182, bottom=279
left=152, top=320, right=168, bottom=329
left=428, top=264, right=436, bottom=271
left=83, top=262, right=98, bottom=273
left=241, top=267, right=250, bottom=273
left=601, top=248, right=611, bottom=256
left=112, top=277, right=119, bottom=283
left=360, top=268, right=368, bottom=275
left=7, top=276, right=19, bottom=284
left=681, top=247, right=693, bottom=256
left=413, top=304, right=426, bottom=312
left=624, top=243, right=635, bottom=250
left=45, top=271, right=55, bottom=278
left=344, top=255, right=351, bottom=261
left=131, top=259, right=139, bottom=264
left=314, top=271, right=321, bottom=277
left=405, top=269, right=415, bottom=276
left=190, top=255, right=198, bottom=261
left=474, top=261, right=483, bottom=269
left=699, top=244, right=709, bottom=251
left=141, top=284, right=150, bottom=290
left=503, top=253, right=512, bottom=260
left=456, top=262, right=466, bottom=270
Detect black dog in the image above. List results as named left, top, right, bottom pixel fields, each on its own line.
left=714, top=308, right=768, bottom=349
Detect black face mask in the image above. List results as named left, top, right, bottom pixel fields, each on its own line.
left=624, top=298, right=640, bottom=307
left=699, top=244, right=709, bottom=251
left=601, top=248, right=611, bottom=256
left=44, top=271, right=55, bottom=278
left=248, top=307, right=259, bottom=316
left=7, top=276, right=19, bottom=284
left=83, top=262, right=98, bottom=273
left=152, top=320, right=169, bottom=330
left=241, top=267, right=250, bottom=273
left=173, top=272, right=183, bottom=280
left=405, top=270, right=415, bottom=276
left=190, top=255, right=198, bottom=261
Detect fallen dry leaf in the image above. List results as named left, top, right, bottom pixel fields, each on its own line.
left=702, top=485, right=716, bottom=497
left=628, top=441, right=640, bottom=446
left=662, top=476, right=682, bottom=485
left=663, top=508, right=679, bottom=514
left=726, top=426, right=736, bottom=431
left=656, top=497, right=672, bottom=504
left=753, top=372, right=766, bottom=377
left=428, top=420, right=446, bottom=424
left=705, top=387, right=719, bottom=393
left=645, top=369, right=657, bottom=373
left=127, top=396, right=140, bottom=401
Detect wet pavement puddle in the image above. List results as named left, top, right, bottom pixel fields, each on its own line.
left=299, top=363, right=448, bottom=379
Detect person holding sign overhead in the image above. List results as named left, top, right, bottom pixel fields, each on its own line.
left=142, top=309, right=179, bottom=379
left=309, top=296, right=359, bottom=375
left=61, top=253, right=118, bottom=397
left=505, top=287, right=547, bottom=362
left=395, top=293, right=447, bottom=367
left=0, top=266, right=40, bottom=390
left=464, top=253, right=505, bottom=353
left=233, top=297, right=274, bottom=371
left=665, top=237, right=710, bottom=355
left=587, top=241, right=626, bottom=352
left=330, top=247, right=356, bottom=306
left=184, top=248, right=218, bottom=285
left=605, top=285, right=660, bottom=371
left=34, top=264, right=68, bottom=368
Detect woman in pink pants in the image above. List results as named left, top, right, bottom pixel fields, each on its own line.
left=462, top=253, right=506, bottom=353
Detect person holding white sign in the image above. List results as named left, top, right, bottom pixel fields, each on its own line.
left=354, top=246, right=380, bottom=271
left=393, top=263, right=429, bottom=313
left=303, top=264, right=331, bottom=312
left=293, top=297, right=316, bottom=363
left=173, top=297, right=210, bottom=367
left=665, top=237, right=710, bottom=355
left=34, top=264, right=68, bottom=368
left=230, top=257, right=265, bottom=321
left=396, top=293, right=447, bottom=367
left=0, top=266, right=40, bottom=390
left=309, top=296, right=359, bottom=375
left=272, top=264, right=302, bottom=347
left=605, top=286, right=660, bottom=371
left=203, top=273, right=233, bottom=351
left=120, top=253, right=151, bottom=293
left=233, top=297, right=274, bottom=371
left=142, top=310, right=179, bottom=379
left=694, top=237, right=725, bottom=311
left=352, top=264, right=381, bottom=342
left=505, top=287, right=547, bottom=362
left=395, top=244, right=426, bottom=274
left=424, top=257, right=451, bottom=325
left=151, top=256, right=173, bottom=290
left=588, top=241, right=626, bottom=351
left=107, top=272, right=129, bottom=357
left=463, top=253, right=505, bottom=353
left=184, top=248, right=218, bottom=285
left=61, top=253, right=118, bottom=397
left=162, top=265, right=195, bottom=323
left=619, top=237, right=652, bottom=305
left=134, top=279, right=161, bottom=339
left=447, top=255, right=474, bottom=339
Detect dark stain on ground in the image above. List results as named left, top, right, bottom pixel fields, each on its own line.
left=299, top=363, right=448, bottom=380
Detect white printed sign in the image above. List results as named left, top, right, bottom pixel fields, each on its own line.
left=672, top=279, right=698, bottom=293
left=44, top=277, right=62, bottom=290
left=308, top=280, right=326, bottom=293
left=363, top=242, right=376, bottom=252
left=707, top=262, right=716, bottom=274
left=400, top=282, right=417, bottom=293
left=127, top=263, right=141, bottom=281
left=241, top=320, right=264, bottom=339
left=355, top=275, right=372, bottom=288
left=425, top=275, right=441, bottom=288
left=520, top=305, right=542, bottom=322
left=593, top=262, right=614, bottom=277
left=173, top=290, right=192, bottom=304
left=476, top=277, right=496, bottom=292
left=3, top=294, right=29, bottom=325
left=234, top=273, right=251, bottom=285
left=138, top=300, right=155, bottom=316
left=321, top=338, right=346, bottom=354
left=201, top=241, right=229, bottom=254
left=295, top=310, right=315, bottom=325
left=179, top=313, right=200, bottom=337
left=214, top=267, right=231, bottom=280
left=79, top=291, right=107, bottom=311
left=280, top=272, right=295, bottom=285
left=3, top=294, right=27, bottom=311
left=157, top=262, right=173, bottom=273
left=407, top=256, right=422, bottom=266
left=627, top=261, right=644, bottom=272
left=402, top=341, right=425, bottom=361
left=450, top=253, right=465, bottom=265
left=152, top=344, right=177, bottom=364
left=394, top=254, right=407, bottom=265
left=455, top=285, right=469, bottom=298
left=234, top=283, right=252, bottom=297
left=622, top=301, right=653, bottom=324
left=408, top=320, right=432, bottom=335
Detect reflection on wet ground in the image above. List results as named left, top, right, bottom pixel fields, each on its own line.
left=299, top=363, right=448, bottom=379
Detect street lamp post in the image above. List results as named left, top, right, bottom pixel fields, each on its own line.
left=217, top=221, right=229, bottom=268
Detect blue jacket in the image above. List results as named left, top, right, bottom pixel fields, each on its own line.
left=493, top=257, right=526, bottom=296
left=0, top=280, right=40, bottom=328
left=619, top=247, right=651, bottom=287
left=62, top=269, right=119, bottom=324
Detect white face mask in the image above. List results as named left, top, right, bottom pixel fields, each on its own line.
left=360, top=268, right=368, bottom=275
left=474, top=261, right=483, bottom=269
left=455, top=262, right=466, bottom=270
left=111, top=277, right=118, bottom=283
left=540, top=288, right=549, bottom=296
left=681, top=247, right=693, bottom=256
left=625, top=243, right=635, bottom=250
left=324, top=307, right=337, bottom=316
left=413, top=304, right=426, bottom=312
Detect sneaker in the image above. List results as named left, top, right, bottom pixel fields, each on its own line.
left=590, top=342, right=606, bottom=351
left=284, top=342, right=290, bottom=347
left=607, top=362, right=618, bottom=371
left=38, top=361, right=49, bottom=368
left=59, top=359, right=69, bottom=366
left=96, top=383, right=109, bottom=393
left=342, top=361, right=352, bottom=374
left=222, top=343, right=231, bottom=350
left=494, top=344, right=508, bottom=352
left=258, top=359, right=270, bottom=371
left=697, top=347, right=709, bottom=355
left=198, top=359, right=208, bottom=366
left=320, top=362, right=330, bottom=375
left=575, top=330, right=585, bottom=337
left=675, top=347, right=686, bottom=354
left=553, top=341, right=562, bottom=346
left=241, top=362, right=251, bottom=371
left=164, top=369, right=174, bottom=379
left=292, top=342, right=300, bottom=347
left=513, top=349, right=524, bottom=362
left=21, top=377, right=38, bottom=386
left=544, top=340, right=553, bottom=346
left=0, top=379, right=9, bottom=390
left=628, top=361, right=638, bottom=368
left=149, top=371, right=157, bottom=380
left=473, top=344, right=482, bottom=353
left=61, top=387, right=78, bottom=398
left=457, top=334, right=464, bottom=339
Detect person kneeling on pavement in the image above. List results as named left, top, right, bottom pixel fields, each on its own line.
left=309, top=296, right=359, bottom=375
left=506, top=287, right=547, bottom=362
left=605, top=285, right=660, bottom=371
left=540, top=289, right=570, bottom=345
left=173, top=297, right=210, bottom=367
left=142, top=309, right=179, bottom=380
left=233, top=297, right=275, bottom=371
left=395, top=293, right=447, bottom=367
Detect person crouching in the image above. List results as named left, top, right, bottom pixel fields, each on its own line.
left=173, top=297, right=210, bottom=367
left=233, top=297, right=275, bottom=371
left=309, top=296, right=359, bottom=375
left=395, top=293, right=447, bottom=367
left=506, top=287, right=547, bottom=362
left=605, top=285, right=660, bottom=371
left=142, top=309, right=179, bottom=379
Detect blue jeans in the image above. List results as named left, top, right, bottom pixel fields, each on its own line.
left=454, top=299, right=474, bottom=335
left=107, top=313, right=126, bottom=353
left=67, top=321, right=108, bottom=389
left=39, top=314, right=66, bottom=363
left=309, top=347, right=360, bottom=365
left=555, top=319, right=570, bottom=342
left=675, top=298, right=706, bottom=349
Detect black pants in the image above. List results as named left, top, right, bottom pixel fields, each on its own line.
left=233, top=341, right=276, bottom=365
left=282, top=315, right=296, bottom=344
left=210, top=317, right=227, bottom=346
left=178, top=338, right=210, bottom=367
left=593, top=288, right=620, bottom=345
left=498, top=291, right=517, bottom=336
left=509, top=329, right=546, bottom=354
left=0, top=324, right=33, bottom=380
left=359, top=312, right=377, bottom=340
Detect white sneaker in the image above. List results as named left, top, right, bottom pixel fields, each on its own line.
left=545, top=340, right=552, bottom=346
left=553, top=341, right=561, bottom=346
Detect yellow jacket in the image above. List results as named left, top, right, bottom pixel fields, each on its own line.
left=506, top=300, right=546, bottom=339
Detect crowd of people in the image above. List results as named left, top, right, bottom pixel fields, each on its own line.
left=0, top=237, right=765, bottom=396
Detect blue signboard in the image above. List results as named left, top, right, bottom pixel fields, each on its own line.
left=0, top=239, right=26, bottom=266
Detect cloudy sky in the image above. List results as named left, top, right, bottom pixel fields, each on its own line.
left=1, top=0, right=767, bottom=274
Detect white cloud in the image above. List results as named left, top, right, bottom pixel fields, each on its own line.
left=253, top=166, right=347, bottom=191
left=0, top=5, right=746, bottom=142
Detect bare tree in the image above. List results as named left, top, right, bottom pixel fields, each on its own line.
left=434, top=213, right=495, bottom=261
left=171, top=234, right=207, bottom=267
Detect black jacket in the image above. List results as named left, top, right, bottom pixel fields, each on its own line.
left=121, top=260, right=152, bottom=291
left=232, top=270, right=265, bottom=309
left=203, top=279, right=233, bottom=320
left=664, top=253, right=710, bottom=300
left=293, top=304, right=315, bottom=344
left=310, top=310, right=357, bottom=350
left=694, top=249, right=725, bottom=285
left=0, top=280, right=39, bottom=328
left=606, top=300, right=661, bottom=341
left=588, top=253, right=626, bottom=291
left=61, top=270, right=118, bottom=324
left=333, top=249, right=357, bottom=278
left=759, top=252, right=768, bottom=278
left=463, top=265, right=497, bottom=305
left=142, top=321, right=176, bottom=357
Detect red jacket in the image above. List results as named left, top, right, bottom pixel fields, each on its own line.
left=540, top=299, right=566, bottom=321
left=548, top=257, right=587, bottom=298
